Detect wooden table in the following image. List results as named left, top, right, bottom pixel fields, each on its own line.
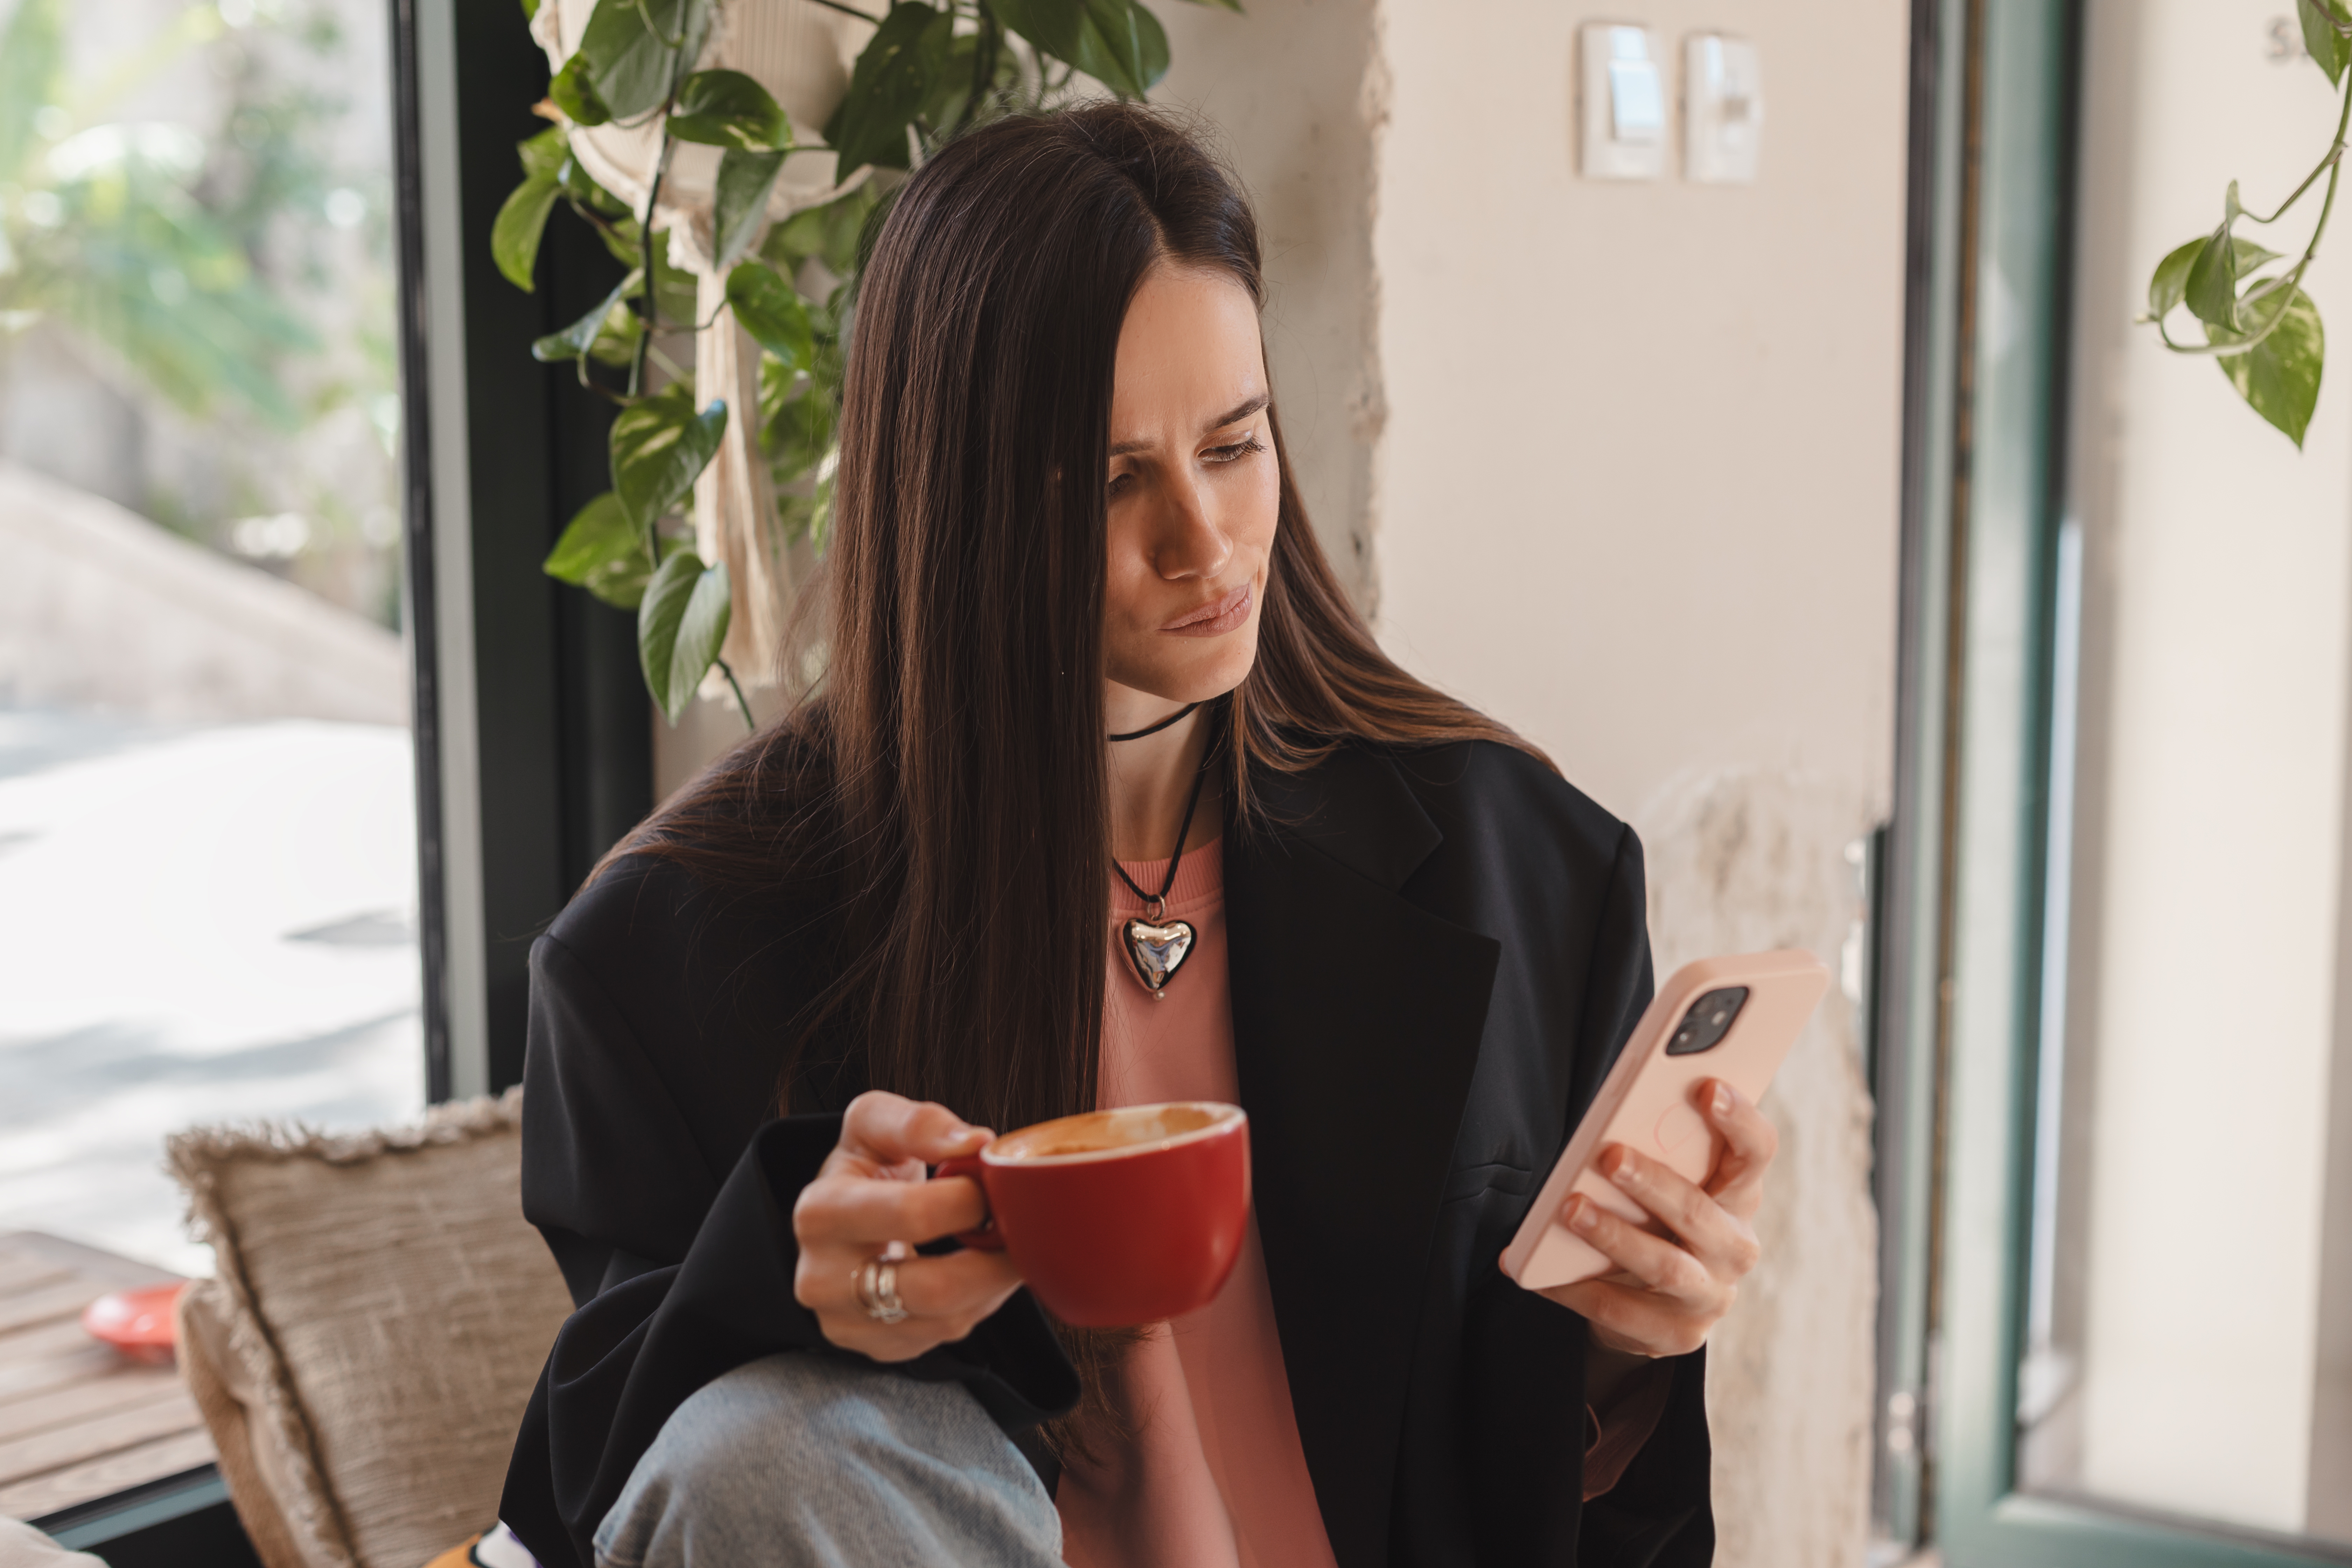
left=0, top=1231, right=215, bottom=1521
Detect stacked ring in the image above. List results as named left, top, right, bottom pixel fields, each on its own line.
left=854, top=1254, right=909, bottom=1324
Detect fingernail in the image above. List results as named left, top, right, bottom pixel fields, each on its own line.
left=1606, top=1148, right=1638, bottom=1186
left=1713, top=1082, right=1736, bottom=1118
left=1567, top=1197, right=1599, bottom=1232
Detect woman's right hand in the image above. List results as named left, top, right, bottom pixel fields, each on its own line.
left=792, top=1090, right=1027, bottom=1362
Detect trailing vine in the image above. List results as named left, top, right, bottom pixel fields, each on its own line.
left=2142, top=0, right=2350, bottom=448
left=496, top=0, right=1240, bottom=724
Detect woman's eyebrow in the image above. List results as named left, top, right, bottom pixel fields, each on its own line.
left=1107, top=392, right=1272, bottom=458
left=1206, top=392, right=1270, bottom=430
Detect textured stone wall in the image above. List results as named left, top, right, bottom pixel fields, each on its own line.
left=1636, top=767, right=1880, bottom=1568
left=0, top=460, right=407, bottom=725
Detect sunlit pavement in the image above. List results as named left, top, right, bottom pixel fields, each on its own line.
left=0, top=709, right=425, bottom=1277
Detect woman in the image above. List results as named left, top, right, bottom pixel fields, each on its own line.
left=499, top=103, right=1774, bottom=1568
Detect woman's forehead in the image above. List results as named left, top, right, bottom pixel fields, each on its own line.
left=1111, top=266, right=1266, bottom=436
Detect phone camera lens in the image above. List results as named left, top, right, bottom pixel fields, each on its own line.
left=1664, top=986, right=1751, bottom=1056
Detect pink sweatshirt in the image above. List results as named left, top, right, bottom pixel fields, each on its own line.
left=1055, top=841, right=1668, bottom=1568
left=1057, top=838, right=1330, bottom=1568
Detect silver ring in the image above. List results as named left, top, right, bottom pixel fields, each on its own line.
left=854, top=1255, right=909, bottom=1324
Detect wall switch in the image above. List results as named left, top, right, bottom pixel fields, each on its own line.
left=1580, top=23, right=1667, bottom=181
left=1684, top=33, right=1763, bottom=183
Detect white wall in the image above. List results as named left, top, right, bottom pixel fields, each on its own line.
left=1371, top=1, right=1907, bottom=824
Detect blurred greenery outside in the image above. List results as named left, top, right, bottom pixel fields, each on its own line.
left=0, top=0, right=402, bottom=629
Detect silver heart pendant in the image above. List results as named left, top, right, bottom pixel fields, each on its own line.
left=1121, top=916, right=1196, bottom=998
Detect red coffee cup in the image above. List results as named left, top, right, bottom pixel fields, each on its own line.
left=936, top=1100, right=1250, bottom=1328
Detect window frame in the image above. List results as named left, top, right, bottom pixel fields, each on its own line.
left=1901, top=2, right=2352, bottom=1564
left=397, top=0, right=654, bottom=1104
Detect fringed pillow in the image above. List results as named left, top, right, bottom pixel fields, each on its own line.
left=169, top=1089, right=572, bottom=1568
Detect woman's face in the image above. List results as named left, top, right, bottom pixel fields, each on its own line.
left=1101, top=262, right=1280, bottom=710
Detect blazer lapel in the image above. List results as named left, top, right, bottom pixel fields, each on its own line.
left=1225, top=746, right=1502, bottom=1568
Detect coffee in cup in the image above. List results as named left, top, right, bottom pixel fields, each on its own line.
left=937, top=1100, right=1249, bottom=1327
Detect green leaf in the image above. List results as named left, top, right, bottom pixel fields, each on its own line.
left=983, top=0, right=1085, bottom=63
left=560, top=154, right=629, bottom=215
left=671, top=69, right=790, bottom=151
left=776, top=489, right=820, bottom=544
left=807, top=478, right=837, bottom=555
left=2149, top=234, right=2281, bottom=321
left=763, top=184, right=881, bottom=277
left=2211, top=286, right=2325, bottom=448
left=1073, top=0, right=1168, bottom=97
left=2303, top=0, right=2349, bottom=85
left=578, top=0, right=709, bottom=121
left=922, top=31, right=981, bottom=131
left=2185, top=223, right=2242, bottom=330
left=639, top=551, right=734, bottom=720
left=550, top=52, right=613, bottom=127
left=2147, top=238, right=2200, bottom=322
left=1175, top=0, right=1243, bottom=9
left=492, top=177, right=562, bottom=292
left=826, top=3, right=956, bottom=174
left=531, top=268, right=645, bottom=362
left=763, top=371, right=836, bottom=482
left=584, top=552, right=655, bottom=608
left=543, top=490, right=657, bottom=606
left=646, top=227, right=701, bottom=322
left=613, top=385, right=729, bottom=528
left=726, top=262, right=814, bottom=368
left=591, top=213, right=645, bottom=268
left=588, top=306, right=644, bottom=367
left=986, top=0, right=1165, bottom=96
left=518, top=126, right=569, bottom=183
left=713, top=148, right=788, bottom=270
left=20, top=139, right=324, bottom=427
left=0, top=0, right=66, bottom=186
left=758, top=350, right=798, bottom=429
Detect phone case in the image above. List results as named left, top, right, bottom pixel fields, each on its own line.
left=1500, top=948, right=1831, bottom=1291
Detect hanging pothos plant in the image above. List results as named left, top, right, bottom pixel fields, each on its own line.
left=2142, top=0, right=2350, bottom=448
left=496, top=0, right=1238, bottom=726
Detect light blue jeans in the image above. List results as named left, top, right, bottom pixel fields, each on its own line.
left=592, top=1352, right=1066, bottom=1568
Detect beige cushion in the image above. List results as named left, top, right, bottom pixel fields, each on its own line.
left=168, top=1090, right=574, bottom=1568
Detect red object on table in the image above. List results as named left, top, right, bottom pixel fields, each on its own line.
left=81, top=1281, right=186, bottom=1366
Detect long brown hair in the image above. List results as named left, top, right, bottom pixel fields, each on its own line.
left=601, top=103, right=1539, bottom=1416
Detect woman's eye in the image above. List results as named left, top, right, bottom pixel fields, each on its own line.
left=1107, top=470, right=1135, bottom=498
left=1205, top=435, right=1266, bottom=464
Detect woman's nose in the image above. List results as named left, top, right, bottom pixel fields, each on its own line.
left=1152, top=476, right=1233, bottom=581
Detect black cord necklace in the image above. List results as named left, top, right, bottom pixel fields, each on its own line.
left=1107, top=702, right=1197, bottom=743
left=1109, top=725, right=1214, bottom=1000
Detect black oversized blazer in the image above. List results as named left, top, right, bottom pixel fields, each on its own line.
left=499, top=737, right=1714, bottom=1568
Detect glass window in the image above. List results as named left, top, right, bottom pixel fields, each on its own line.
left=0, top=0, right=418, bottom=1291
left=2022, top=0, right=2352, bottom=1546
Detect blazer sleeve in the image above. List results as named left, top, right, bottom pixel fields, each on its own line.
left=499, top=933, right=1080, bottom=1568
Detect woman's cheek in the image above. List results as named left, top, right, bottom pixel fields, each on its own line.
left=1242, top=462, right=1281, bottom=553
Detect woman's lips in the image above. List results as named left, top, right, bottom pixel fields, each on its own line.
left=1163, top=582, right=1253, bottom=637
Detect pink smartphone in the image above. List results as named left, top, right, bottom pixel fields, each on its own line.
left=1500, top=949, right=1831, bottom=1292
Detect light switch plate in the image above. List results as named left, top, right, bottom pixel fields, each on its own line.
left=1579, top=22, right=1666, bottom=181
left=1684, top=33, right=1763, bottom=184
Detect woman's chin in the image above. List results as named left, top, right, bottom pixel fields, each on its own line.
left=1114, top=633, right=1261, bottom=707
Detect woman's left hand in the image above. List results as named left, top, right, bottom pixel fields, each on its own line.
left=1540, top=1079, right=1778, bottom=1359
